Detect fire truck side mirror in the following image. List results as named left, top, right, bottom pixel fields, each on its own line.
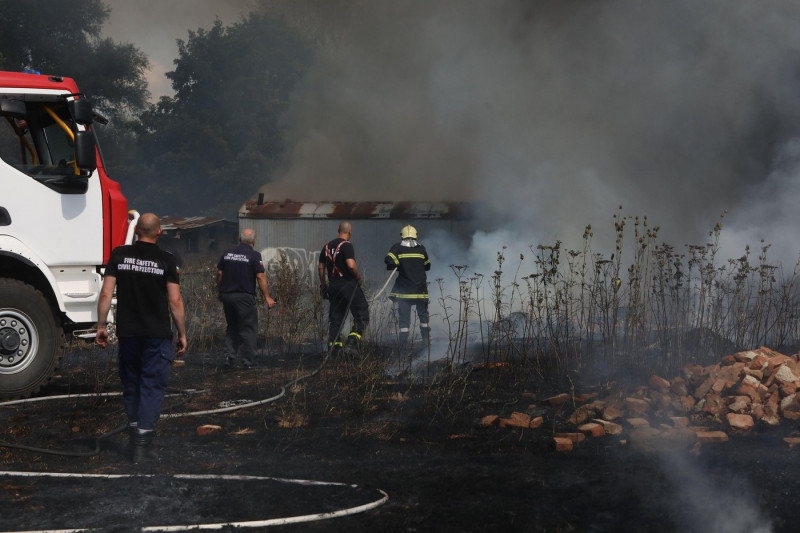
left=68, top=98, right=93, bottom=125
left=74, top=130, right=97, bottom=172
left=0, top=99, right=26, bottom=118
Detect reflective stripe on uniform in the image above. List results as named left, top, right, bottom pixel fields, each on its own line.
left=396, top=253, right=427, bottom=261
left=325, top=240, right=349, bottom=278
left=389, top=292, right=429, bottom=299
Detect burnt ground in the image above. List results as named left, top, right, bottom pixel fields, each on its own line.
left=2, top=345, right=800, bottom=533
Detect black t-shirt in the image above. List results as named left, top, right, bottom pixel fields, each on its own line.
left=217, top=243, right=265, bottom=294
left=105, top=241, right=180, bottom=338
left=319, top=238, right=357, bottom=282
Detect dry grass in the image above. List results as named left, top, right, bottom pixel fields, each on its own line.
left=174, top=211, right=800, bottom=419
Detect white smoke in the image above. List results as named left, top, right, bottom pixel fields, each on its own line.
left=269, top=0, right=800, bottom=265
left=660, top=450, right=773, bottom=533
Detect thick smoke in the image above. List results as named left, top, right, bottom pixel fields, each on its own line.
left=269, top=0, right=800, bottom=265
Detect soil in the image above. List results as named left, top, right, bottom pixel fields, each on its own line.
left=2, top=346, right=800, bottom=533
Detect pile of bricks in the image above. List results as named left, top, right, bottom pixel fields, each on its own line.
left=480, top=346, right=800, bottom=452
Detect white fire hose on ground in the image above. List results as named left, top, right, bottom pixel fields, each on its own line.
left=0, top=270, right=403, bottom=531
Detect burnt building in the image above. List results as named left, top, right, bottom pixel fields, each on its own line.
left=158, top=216, right=239, bottom=260
left=238, top=198, right=478, bottom=286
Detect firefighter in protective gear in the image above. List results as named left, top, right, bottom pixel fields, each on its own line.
left=318, top=221, right=369, bottom=357
left=384, top=225, right=431, bottom=349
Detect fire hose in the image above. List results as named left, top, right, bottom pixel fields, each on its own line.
left=0, top=270, right=398, bottom=456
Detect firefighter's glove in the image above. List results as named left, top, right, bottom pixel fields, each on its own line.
left=320, top=284, right=328, bottom=299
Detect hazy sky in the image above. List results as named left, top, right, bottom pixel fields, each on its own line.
left=103, top=0, right=255, bottom=100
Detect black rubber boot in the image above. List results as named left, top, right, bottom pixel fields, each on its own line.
left=328, top=341, right=343, bottom=359
left=420, top=327, right=430, bottom=343
left=131, top=431, right=156, bottom=464
left=420, top=327, right=431, bottom=354
left=343, top=336, right=361, bottom=358
left=397, top=331, right=410, bottom=358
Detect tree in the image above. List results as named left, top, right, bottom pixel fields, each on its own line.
left=130, top=13, right=313, bottom=217
left=0, top=0, right=150, bottom=116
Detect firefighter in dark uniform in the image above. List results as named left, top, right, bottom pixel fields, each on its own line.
left=385, top=225, right=430, bottom=348
left=318, top=221, right=369, bottom=356
left=96, top=213, right=187, bottom=463
left=216, top=228, right=276, bottom=368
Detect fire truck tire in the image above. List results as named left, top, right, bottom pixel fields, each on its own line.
left=0, top=279, right=63, bottom=399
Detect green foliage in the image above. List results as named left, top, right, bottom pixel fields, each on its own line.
left=127, top=13, right=313, bottom=217
left=0, top=0, right=150, bottom=116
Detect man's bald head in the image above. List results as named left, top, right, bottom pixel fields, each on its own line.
left=338, top=221, right=352, bottom=236
left=135, top=213, right=161, bottom=240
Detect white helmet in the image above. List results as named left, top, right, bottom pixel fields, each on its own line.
left=401, top=225, right=418, bottom=239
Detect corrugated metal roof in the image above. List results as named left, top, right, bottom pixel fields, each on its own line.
left=160, top=216, right=234, bottom=231
left=240, top=199, right=476, bottom=220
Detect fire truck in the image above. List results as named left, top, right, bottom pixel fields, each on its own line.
left=0, top=71, right=133, bottom=398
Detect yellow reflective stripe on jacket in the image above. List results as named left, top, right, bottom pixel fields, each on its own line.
left=387, top=252, right=399, bottom=266
left=389, top=292, right=429, bottom=299
left=396, top=253, right=427, bottom=260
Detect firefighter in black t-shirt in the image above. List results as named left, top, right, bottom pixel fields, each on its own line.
left=96, top=213, right=187, bottom=463
left=384, top=225, right=431, bottom=350
left=216, top=228, right=276, bottom=368
left=318, top=221, right=369, bottom=357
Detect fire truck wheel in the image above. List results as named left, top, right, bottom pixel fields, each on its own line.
left=0, top=279, right=63, bottom=399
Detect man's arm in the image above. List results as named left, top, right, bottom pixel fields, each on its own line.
left=216, top=269, right=224, bottom=299
left=346, top=258, right=361, bottom=281
left=318, top=263, right=328, bottom=299
left=167, top=282, right=188, bottom=356
left=95, top=274, right=116, bottom=348
left=256, top=272, right=276, bottom=309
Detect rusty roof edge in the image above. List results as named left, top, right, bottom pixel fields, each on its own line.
left=239, top=200, right=479, bottom=220
left=160, top=216, right=236, bottom=230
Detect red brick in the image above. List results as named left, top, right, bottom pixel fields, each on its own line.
left=668, top=417, right=690, bottom=428
left=479, top=415, right=499, bottom=427
left=649, top=375, right=670, bottom=390
left=543, top=393, right=571, bottom=405
left=625, top=397, right=650, bottom=416
left=498, top=412, right=530, bottom=428
left=783, top=437, right=800, bottom=448
left=593, top=419, right=623, bottom=435
left=695, top=430, right=729, bottom=443
left=602, top=404, right=625, bottom=421
left=626, top=418, right=650, bottom=428
left=578, top=422, right=606, bottom=438
left=553, top=437, right=574, bottom=452
left=197, top=424, right=223, bottom=436
left=555, top=432, right=586, bottom=443
left=725, top=413, right=754, bottom=432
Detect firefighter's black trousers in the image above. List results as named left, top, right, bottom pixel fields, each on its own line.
left=327, top=279, right=369, bottom=344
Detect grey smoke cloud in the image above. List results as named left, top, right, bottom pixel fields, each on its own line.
left=101, top=0, right=800, bottom=266
left=269, top=0, right=800, bottom=263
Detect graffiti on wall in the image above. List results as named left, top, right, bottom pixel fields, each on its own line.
left=260, top=247, right=320, bottom=280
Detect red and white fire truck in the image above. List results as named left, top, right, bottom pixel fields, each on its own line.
left=0, top=70, right=133, bottom=398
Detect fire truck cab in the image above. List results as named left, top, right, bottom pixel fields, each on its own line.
left=0, top=71, right=132, bottom=398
